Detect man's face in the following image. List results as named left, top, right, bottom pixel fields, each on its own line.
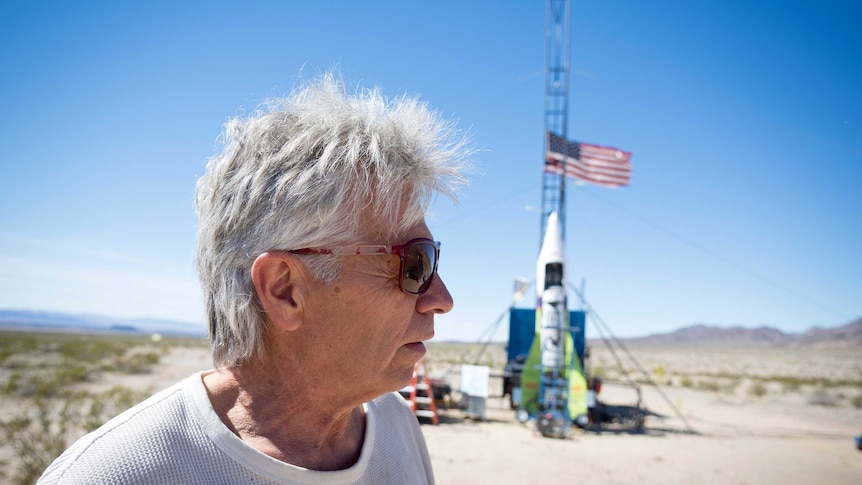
left=299, top=219, right=454, bottom=403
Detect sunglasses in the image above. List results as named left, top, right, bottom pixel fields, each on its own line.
left=289, top=238, right=440, bottom=295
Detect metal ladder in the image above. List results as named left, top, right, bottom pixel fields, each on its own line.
left=404, top=358, right=439, bottom=425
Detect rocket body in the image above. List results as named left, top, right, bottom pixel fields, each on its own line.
left=518, top=211, right=589, bottom=432
left=540, top=285, right=566, bottom=369
left=536, top=212, right=567, bottom=371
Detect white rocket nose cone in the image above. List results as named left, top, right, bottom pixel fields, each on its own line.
left=539, top=212, right=564, bottom=263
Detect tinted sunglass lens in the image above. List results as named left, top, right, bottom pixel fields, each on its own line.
left=402, top=241, right=437, bottom=294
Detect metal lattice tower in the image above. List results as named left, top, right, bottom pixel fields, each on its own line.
left=540, top=0, right=571, bottom=246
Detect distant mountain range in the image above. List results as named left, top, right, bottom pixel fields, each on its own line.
left=0, top=309, right=206, bottom=337
left=3, top=309, right=860, bottom=347
left=600, top=317, right=862, bottom=347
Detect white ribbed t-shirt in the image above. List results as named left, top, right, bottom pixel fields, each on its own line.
left=38, top=372, right=434, bottom=484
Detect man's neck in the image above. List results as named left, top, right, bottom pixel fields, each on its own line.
left=202, top=364, right=367, bottom=471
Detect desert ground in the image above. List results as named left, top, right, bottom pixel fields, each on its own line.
left=424, top=342, right=862, bottom=484
left=2, top=334, right=861, bottom=484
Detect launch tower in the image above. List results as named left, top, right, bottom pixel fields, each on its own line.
left=540, top=0, right=571, bottom=242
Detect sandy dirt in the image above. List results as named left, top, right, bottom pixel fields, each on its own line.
left=15, top=343, right=862, bottom=484
left=423, top=382, right=862, bottom=484
left=421, top=344, right=862, bottom=484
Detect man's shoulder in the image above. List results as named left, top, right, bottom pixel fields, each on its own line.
left=362, top=392, right=433, bottom=484
left=367, top=391, right=426, bottom=439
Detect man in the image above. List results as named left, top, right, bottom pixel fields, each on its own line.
left=39, top=72, right=472, bottom=484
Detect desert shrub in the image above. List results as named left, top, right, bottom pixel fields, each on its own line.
left=2, top=335, right=165, bottom=397
left=81, top=386, right=150, bottom=432
left=680, top=375, right=693, bottom=388
left=851, top=393, right=862, bottom=409
left=51, top=362, right=91, bottom=386
left=713, top=371, right=743, bottom=380
left=749, top=381, right=767, bottom=398
left=115, top=350, right=161, bottom=374
left=0, top=395, right=72, bottom=485
left=772, top=375, right=809, bottom=390
left=0, top=332, right=186, bottom=484
left=16, top=360, right=93, bottom=399
left=2, top=370, right=22, bottom=395
left=0, top=334, right=41, bottom=362
left=0, top=386, right=149, bottom=485
left=697, top=380, right=721, bottom=392
left=714, top=375, right=741, bottom=393
left=56, top=337, right=129, bottom=363
left=696, top=372, right=862, bottom=391
left=781, top=379, right=801, bottom=392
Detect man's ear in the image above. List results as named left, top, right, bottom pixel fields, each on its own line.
left=251, top=251, right=304, bottom=332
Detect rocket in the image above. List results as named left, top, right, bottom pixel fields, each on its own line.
left=536, top=212, right=567, bottom=371
left=519, top=211, right=588, bottom=432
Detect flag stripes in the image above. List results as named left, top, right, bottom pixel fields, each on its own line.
left=544, top=131, right=632, bottom=188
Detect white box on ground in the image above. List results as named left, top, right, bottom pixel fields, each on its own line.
left=460, top=364, right=490, bottom=420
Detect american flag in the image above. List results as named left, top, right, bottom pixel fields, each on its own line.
left=545, top=131, right=632, bottom=188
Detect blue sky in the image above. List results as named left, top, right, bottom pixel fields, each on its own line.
left=1, top=1, right=859, bottom=341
